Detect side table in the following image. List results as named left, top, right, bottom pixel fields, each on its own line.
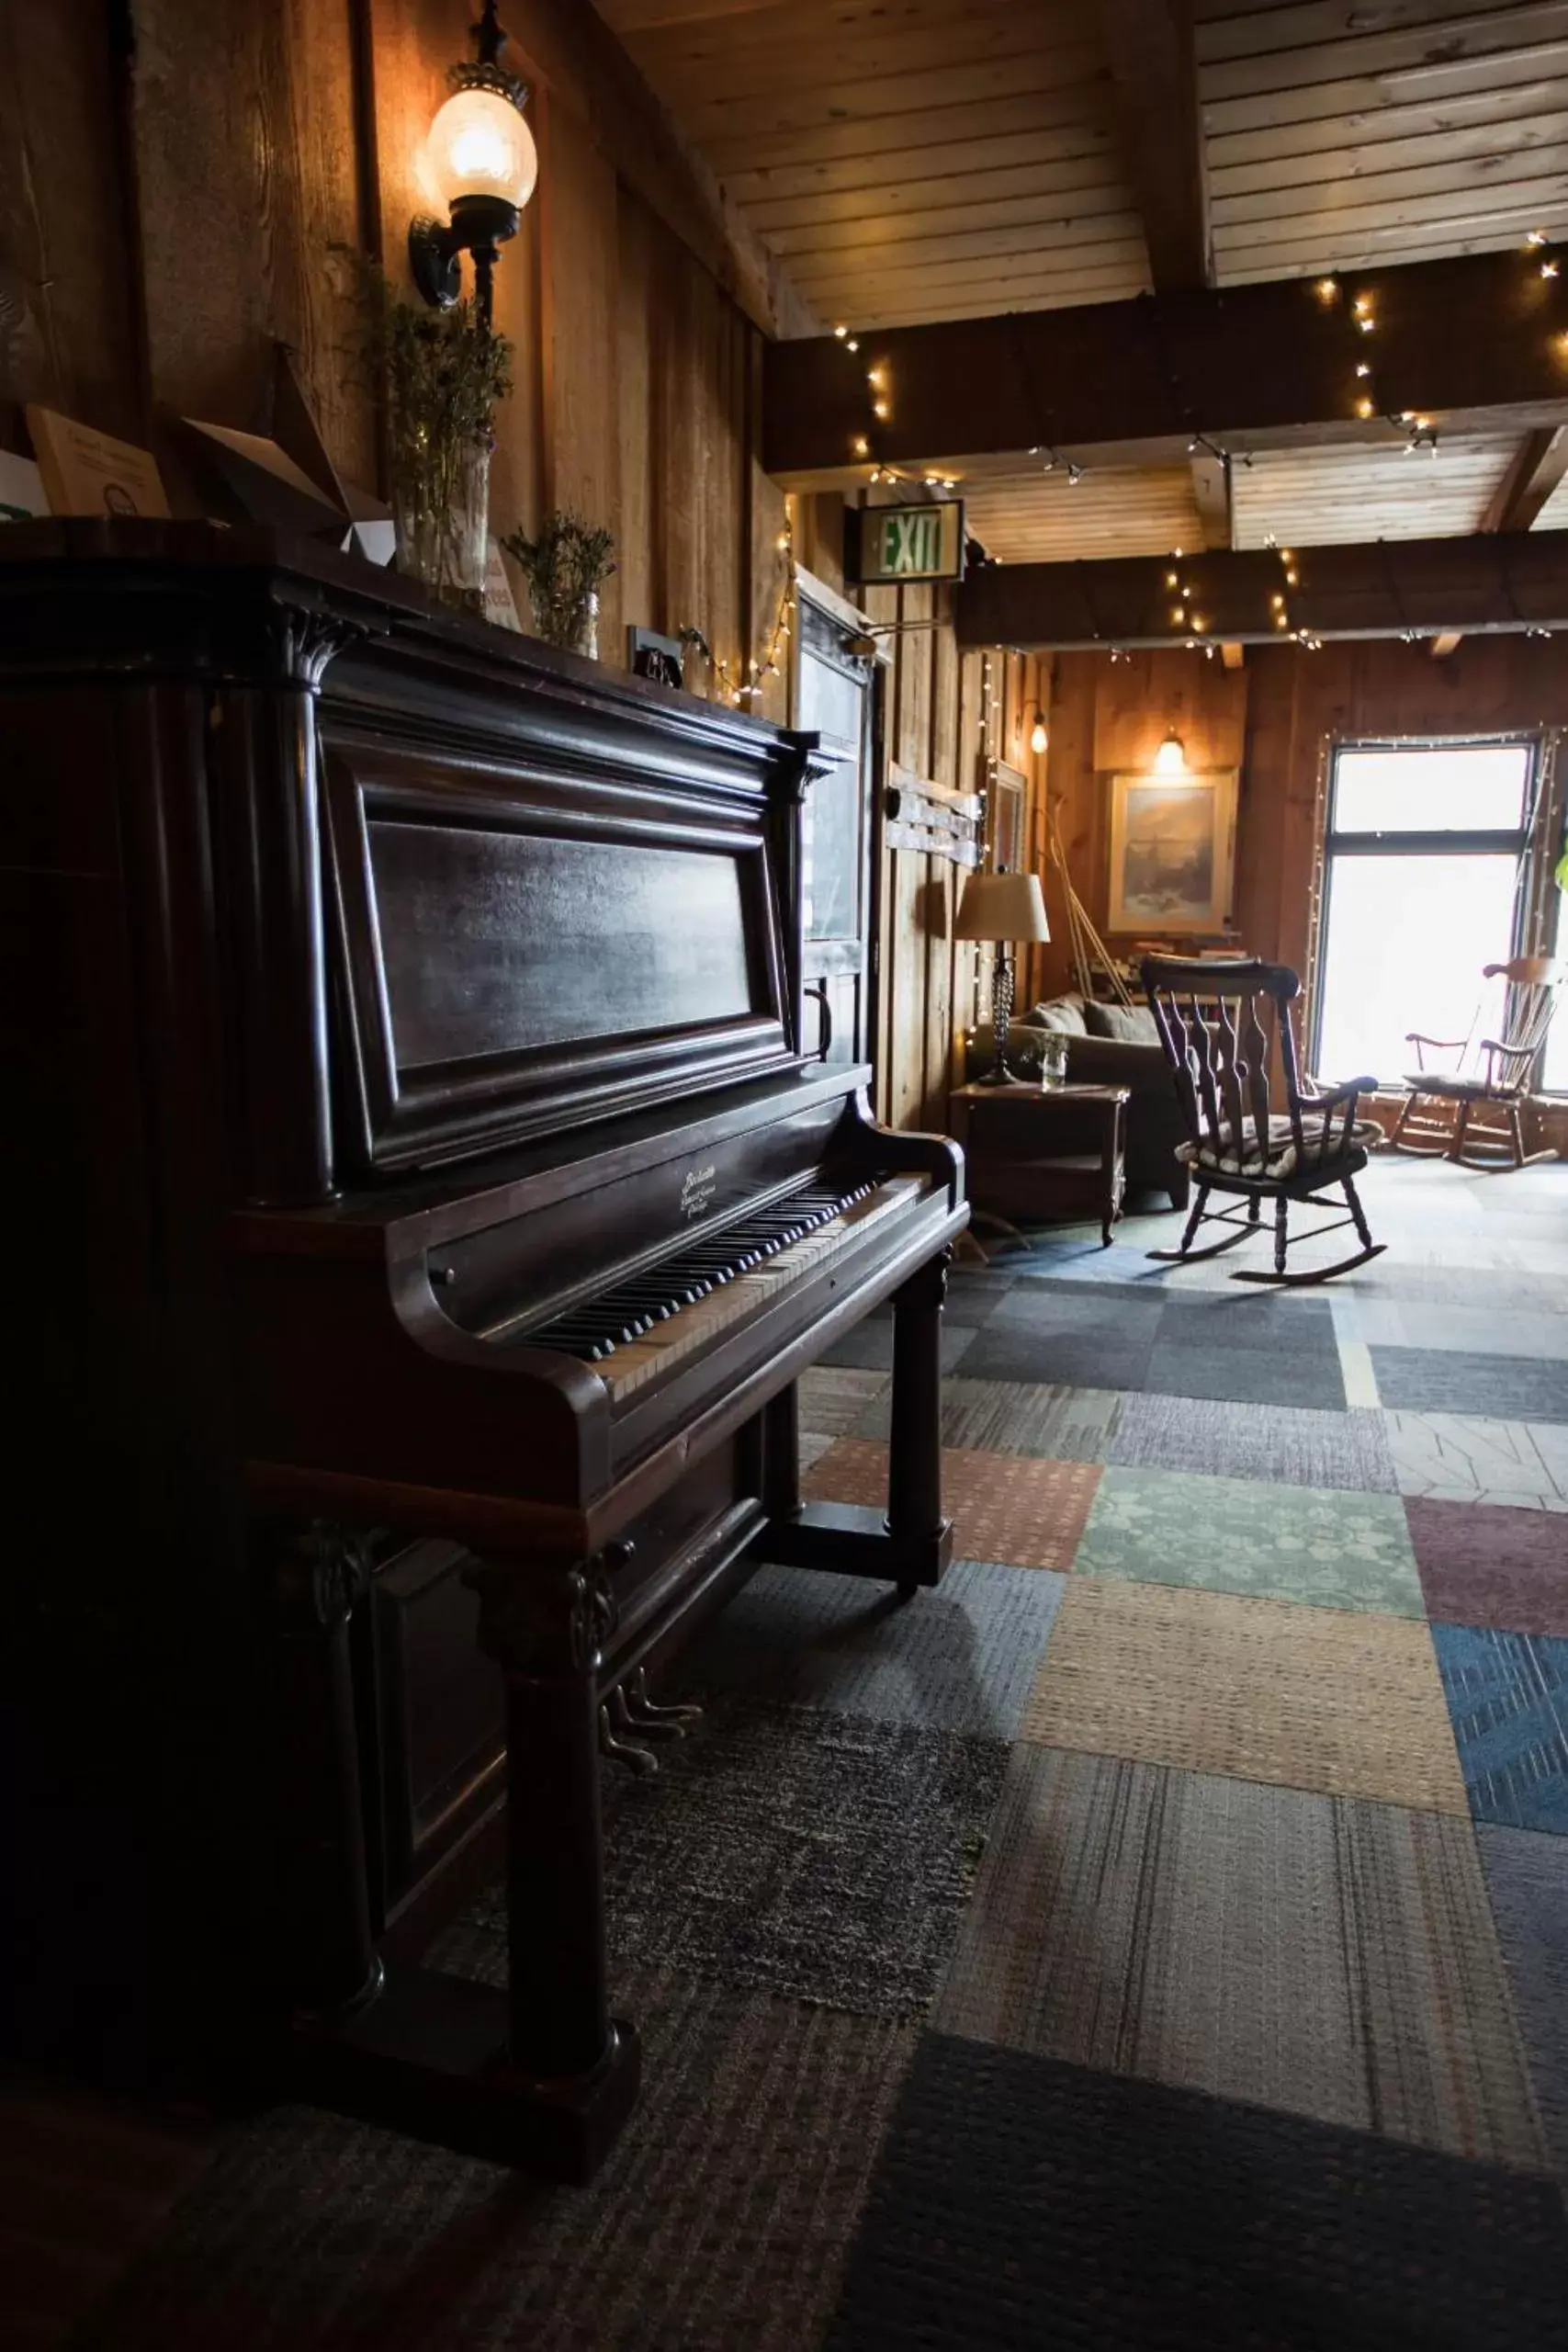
left=948, top=1080, right=1130, bottom=1250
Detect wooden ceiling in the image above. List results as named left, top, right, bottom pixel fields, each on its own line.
left=595, top=0, right=1568, bottom=570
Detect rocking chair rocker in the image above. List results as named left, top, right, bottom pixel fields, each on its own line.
left=1142, top=956, right=1386, bottom=1286
left=1389, top=956, right=1562, bottom=1170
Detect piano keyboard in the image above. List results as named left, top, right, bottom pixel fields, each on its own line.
left=519, top=1173, right=931, bottom=1401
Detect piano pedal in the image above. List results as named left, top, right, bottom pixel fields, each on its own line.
left=628, top=1668, right=703, bottom=1732
left=599, top=1695, right=659, bottom=1776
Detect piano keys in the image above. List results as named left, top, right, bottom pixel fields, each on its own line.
left=0, top=521, right=967, bottom=2182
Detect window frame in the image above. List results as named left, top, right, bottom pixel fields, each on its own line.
left=1309, top=733, right=1540, bottom=1084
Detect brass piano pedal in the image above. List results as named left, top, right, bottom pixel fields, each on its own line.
left=598, top=1694, right=658, bottom=1776
left=628, top=1668, right=703, bottom=1732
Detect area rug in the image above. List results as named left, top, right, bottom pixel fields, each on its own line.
left=1021, top=1580, right=1470, bottom=1813
left=934, top=1748, right=1541, bottom=2168
left=825, top=2040, right=1568, bottom=2352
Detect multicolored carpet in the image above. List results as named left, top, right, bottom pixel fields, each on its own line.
left=80, top=1158, right=1568, bottom=2348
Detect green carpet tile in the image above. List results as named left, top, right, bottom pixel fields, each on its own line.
left=934, top=1748, right=1542, bottom=2168
left=1075, top=1464, right=1426, bottom=1615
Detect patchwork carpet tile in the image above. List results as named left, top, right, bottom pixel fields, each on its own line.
left=1156, top=1292, right=1337, bottom=1353
left=1021, top=1580, right=1469, bottom=1813
left=825, top=2040, right=1568, bottom=2352
left=1478, top=1825, right=1568, bottom=2184
left=1337, top=1297, right=1568, bottom=1362
left=537, top=1695, right=1010, bottom=2020
left=957, top=1322, right=1157, bottom=1392
left=686, top=1558, right=1065, bottom=1741
left=1407, top=1499, right=1568, bottom=1636
left=1108, top=1390, right=1398, bottom=1491
left=803, top=1440, right=1101, bottom=1572
left=1386, top=1409, right=1568, bottom=1512
left=85, top=1971, right=916, bottom=2352
left=796, top=1364, right=890, bottom=1436
left=800, top=1430, right=832, bottom=1472
left=1431, top=1625, right=1568, bottom=1836
left=1372, top=1346, right=1568, bottom=1423
left=817, top=1320, right=975, bottom=1374
left=1076, top=1465, right=1425, bottom=1616
left=931, top=1270, right=1014, bottom=1327
left=986, top=1289, right=1165, bottom=1340
left=934, top=1750, right=1542, bottom=2169
left=851, top=1374, right=1122, bottom=1462
left=1142, top=1336, right=1348, bottom=1410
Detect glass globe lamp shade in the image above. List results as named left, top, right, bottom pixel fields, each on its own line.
left=1153, top=729, right=1188, bottom=778
left=424, top=86, right=537, bottom=212
left=1029, top=717, right=1048, bottom=756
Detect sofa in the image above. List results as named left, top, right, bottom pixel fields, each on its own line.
left=964, top=990, right=1190, bottom=1209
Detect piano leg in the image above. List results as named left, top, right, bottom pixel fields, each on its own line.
left=752, top=1243, right=954, bottom=1595
left=290, top=1550, right=640, bottom=2183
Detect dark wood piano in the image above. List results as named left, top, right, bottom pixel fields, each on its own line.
left=0, top=523, right=965, bottom=2181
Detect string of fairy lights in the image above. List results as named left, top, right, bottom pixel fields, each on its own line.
left=682, top=507, right=796, bottom=709
left=829, top=225, right=1568, bottom=660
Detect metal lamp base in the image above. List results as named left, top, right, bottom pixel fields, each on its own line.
left=976, top=948, right=1018, bottom=1085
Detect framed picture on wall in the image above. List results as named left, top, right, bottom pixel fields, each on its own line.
left=1108, top=769, right=1238, bottom=933
left=985, top=758, right=1027, bottom=873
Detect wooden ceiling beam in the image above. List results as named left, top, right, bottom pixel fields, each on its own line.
left=953, top=531, right=1568, bottom=650
left=1100, top=0, right=1212, bottom=294
left=1189, top=447, right=1231, bottom=548
left=762, top=250, right=1568, bottom=481
left=1482, top=424, right=1568, bottom=533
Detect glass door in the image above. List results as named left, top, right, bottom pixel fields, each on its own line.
left=793, top=584, right=877, bottom=1069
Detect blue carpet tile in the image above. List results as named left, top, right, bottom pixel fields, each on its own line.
left=825, top=2038, right=1568, bottom=2352
left=1371, top=1347, right=1568, bottom=1422
left=685, top=1559, right=1065, bottom=1740
left=1479, top=1825, right=1568, bottom=2185
left=1432, top=1626, right=1568, bottom=1835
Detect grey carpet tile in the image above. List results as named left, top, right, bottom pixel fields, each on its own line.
left=852, top=1374, right=1122, bottom=1462
left=1156, top=1292, right=1338, bottom=1353
left=989, top=1286, right=1166, bottom=1331
left=934, top=1748, right=1544, bottom=2171
left=684, top=1559, right=1066, bottom=1740
left=1371, top=1347, right=1568, bottom=1423
left=1336, top=1298, right=1568, bottom=1361
left=825, top=2041, right=1568, bottom=2352
left=1143, top=1338, right=1348, bottom=1411
left=1010, top=1273, right=1176, bottom=1307
left=1387, top=1410, right=1568, bottom=1511
left=1478, top=1825, right=1568, bottom=2185
left=797, top=1365, right=890, bottom=1435
left=85, top=1970, right=915, bottom=2352
left=934, top=1272, right=1015, bottom=1327
left=959, top=1327, right=1156, bottom=1392
left=800, top=1431, right=833, bottom=1472
left=1108, top=1392, right=1398, bottom=1491
left=818, top=1319, right=976, bottom=1374
left=519, top=1695, right=1010, bottom=2021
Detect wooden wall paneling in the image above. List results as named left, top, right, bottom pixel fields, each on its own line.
left=886, top=583, right=931, bottom=1130
left=0, top=6, right=142, bottom=446
left=1041, top=650, right=1100, bottom=999
left=537, top=95, right=622, bottom=649
left=615, top=189, right=656, bottom=661
left=132, top=0, right=374, bottom=486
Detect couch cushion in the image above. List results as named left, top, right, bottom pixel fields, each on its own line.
left=1176, top=1112, right=1382, bottom=1180
left=1082, top=999, right=1161, bottom=1045
left=1029, top=995, right=1089, bottom=1036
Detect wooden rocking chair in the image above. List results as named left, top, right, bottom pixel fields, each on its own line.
left=1389, top=956, right=1562, bottom=1170
left=1142, top=956, right=1386, bottom=1286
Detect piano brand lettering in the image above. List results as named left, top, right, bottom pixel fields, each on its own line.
left=680, top=1163, right=717, bottom=1219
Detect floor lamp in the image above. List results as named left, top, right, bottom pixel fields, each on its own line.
left=956, top=871, right=1051, bottom=1083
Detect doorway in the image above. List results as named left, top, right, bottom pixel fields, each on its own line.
left=792, top=579, right=879, bottom=1069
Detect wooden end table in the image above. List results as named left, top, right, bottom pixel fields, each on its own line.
left=948, top=1080, right=1130, bottom=1251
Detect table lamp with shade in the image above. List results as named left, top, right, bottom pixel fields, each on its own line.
left=955, top=870, right=1051, bottom=1083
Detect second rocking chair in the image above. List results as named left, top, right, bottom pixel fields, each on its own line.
left=1142, top=956, right=1386, bottom=1286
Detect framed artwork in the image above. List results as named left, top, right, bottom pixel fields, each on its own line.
left=985, top=758, right=1027, bottom=873
left=1108, top=768, right=1238, bottom=933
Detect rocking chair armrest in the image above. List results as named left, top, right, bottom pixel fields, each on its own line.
left=1404, top=1032, right=1468, bottom=1049
left=1303, top=1075, right=1378, bottom=1106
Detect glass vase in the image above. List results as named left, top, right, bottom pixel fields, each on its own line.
left=391, top=435, right=490, bottom=616
left=528, top=586, right=601, bottom=659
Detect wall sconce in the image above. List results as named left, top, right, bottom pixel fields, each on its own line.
left=410, top=0, right=537, bottom=327
left=1026, top=705, right=1049, bottom=757
left=1153, top=729, right=1188, bottom=778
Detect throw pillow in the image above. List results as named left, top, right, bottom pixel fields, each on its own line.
left=1082, top=1000, right=1161, bottom=1045
left=1028, top=994, right=1089, bottom=1036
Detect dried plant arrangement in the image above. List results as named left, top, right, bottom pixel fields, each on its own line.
left=502, top=510, right=616, bottom=655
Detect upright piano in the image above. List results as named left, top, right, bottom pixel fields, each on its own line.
left=0, top=524, right=965, bottom=2179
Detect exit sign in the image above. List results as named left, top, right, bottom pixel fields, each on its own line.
left=848, top=498, right=965, bottom=586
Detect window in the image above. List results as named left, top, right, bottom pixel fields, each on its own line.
left=1313, top=742, right=1534, bottom=1090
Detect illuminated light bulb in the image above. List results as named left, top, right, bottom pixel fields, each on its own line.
left=1357, top=315, right=1375, bottom=332
left=1314, top=277, right=1339, bottom=302
left=867, top=366, right=886, bottom=388
left=1356, top=361, right=1371, bottom=377
left=1285, top=568, right=1299, bottom=585
left=1191, top=615, right=1208, bottom=633
left=1543, top=262, right=1560, bottom=278
left=1271, top=593, right=1285, bottom=609
left=873, top=400, right=890, bottom=420
left=776, top=531, right=790, bottom=551
left=834, top=323, right=848, bottom=337
left=1171, top=605, right=1186, bottom=624
left=1356, top=397, right=1374, bottom=417
left=1352, top=293, right=1371, bottom=315
left=1528, top=230, right=1548, bottom=246
left=846, top=338, right=859, bottom=352
left=1274, top=612, right=1290, bottom=628
left=423, top=85, right=538, bottom=211
left=852, top=435, right=870, bottom=457
left=1166, top=570, right=1179, bottom=587
left=1154, top=729, right=1188, bottom=777
left=1030, top=716, right=1049, bottom=756
left=1172, top=545, right=1184, bottom=558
